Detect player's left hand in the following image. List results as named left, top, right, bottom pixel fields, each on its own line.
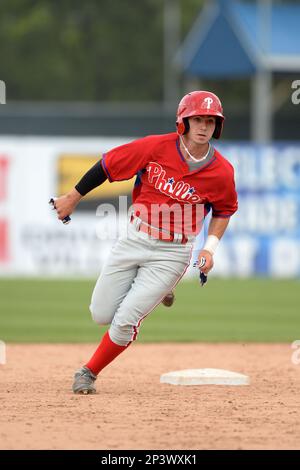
left=198, top=249, right=214, bottom=274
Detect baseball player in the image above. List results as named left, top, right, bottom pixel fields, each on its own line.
left=53, top=91, right=238, bottom=394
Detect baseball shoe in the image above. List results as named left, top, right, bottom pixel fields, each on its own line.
left=72, top=366, right=97, bottom=395
left=162, top=291, right=175, bottom=307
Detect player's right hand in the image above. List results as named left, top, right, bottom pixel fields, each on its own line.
left=197, top=249, right=214, bottom=274
left=53, top=188, right=82, bottom=221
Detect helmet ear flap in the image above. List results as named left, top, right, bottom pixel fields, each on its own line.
left=176, top=121, right=185, bottom=135
left=177, top=118, right=189, bottom=135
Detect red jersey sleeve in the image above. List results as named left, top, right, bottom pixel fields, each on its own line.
left=211, top=164, right=238, bottom=218
left=101, top=136, right=154, bottom=182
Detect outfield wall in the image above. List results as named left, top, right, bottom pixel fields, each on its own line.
left=0, top=136, right=299, bottom=278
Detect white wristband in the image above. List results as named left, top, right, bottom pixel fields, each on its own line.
left=203, top=235, right=220, bottom=255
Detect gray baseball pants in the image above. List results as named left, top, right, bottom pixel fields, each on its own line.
left=89, top=222, right=194, bottom=346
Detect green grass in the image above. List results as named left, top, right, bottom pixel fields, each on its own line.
left=0, top=278, right=299, bottom=343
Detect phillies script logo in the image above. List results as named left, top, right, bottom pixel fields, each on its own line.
left=147, top=162, right=202, bottom=203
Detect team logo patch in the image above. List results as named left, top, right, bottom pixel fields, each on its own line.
left=204, top=97, right=213, bottom=109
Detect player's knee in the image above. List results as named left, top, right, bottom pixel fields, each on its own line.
left=89, top=302, right=111, bottom=326
left=109, top=320, right=138, bottom=346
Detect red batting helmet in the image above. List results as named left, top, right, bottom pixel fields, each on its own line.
left=176, top=91, right=225, bottom=139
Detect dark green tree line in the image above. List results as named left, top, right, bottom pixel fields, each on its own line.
left=0, top=0, right=203, bottom=101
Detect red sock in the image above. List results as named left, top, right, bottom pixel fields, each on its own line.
left=85, top=330, right=130, bottom=375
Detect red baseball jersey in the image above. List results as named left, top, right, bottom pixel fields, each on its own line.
left=101, top=133, right=238, bottom=235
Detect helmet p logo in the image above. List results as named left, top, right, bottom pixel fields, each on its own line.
left=204, top=97, right=213, bottom=109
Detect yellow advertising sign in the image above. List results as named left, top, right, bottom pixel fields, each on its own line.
left=57, top=154, right=134, bottom=200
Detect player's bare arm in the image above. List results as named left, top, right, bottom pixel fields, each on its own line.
left=199, top=217, right=230, bottom=274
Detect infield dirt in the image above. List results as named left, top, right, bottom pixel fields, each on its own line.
left=0, top=343, right=299, bottom=450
